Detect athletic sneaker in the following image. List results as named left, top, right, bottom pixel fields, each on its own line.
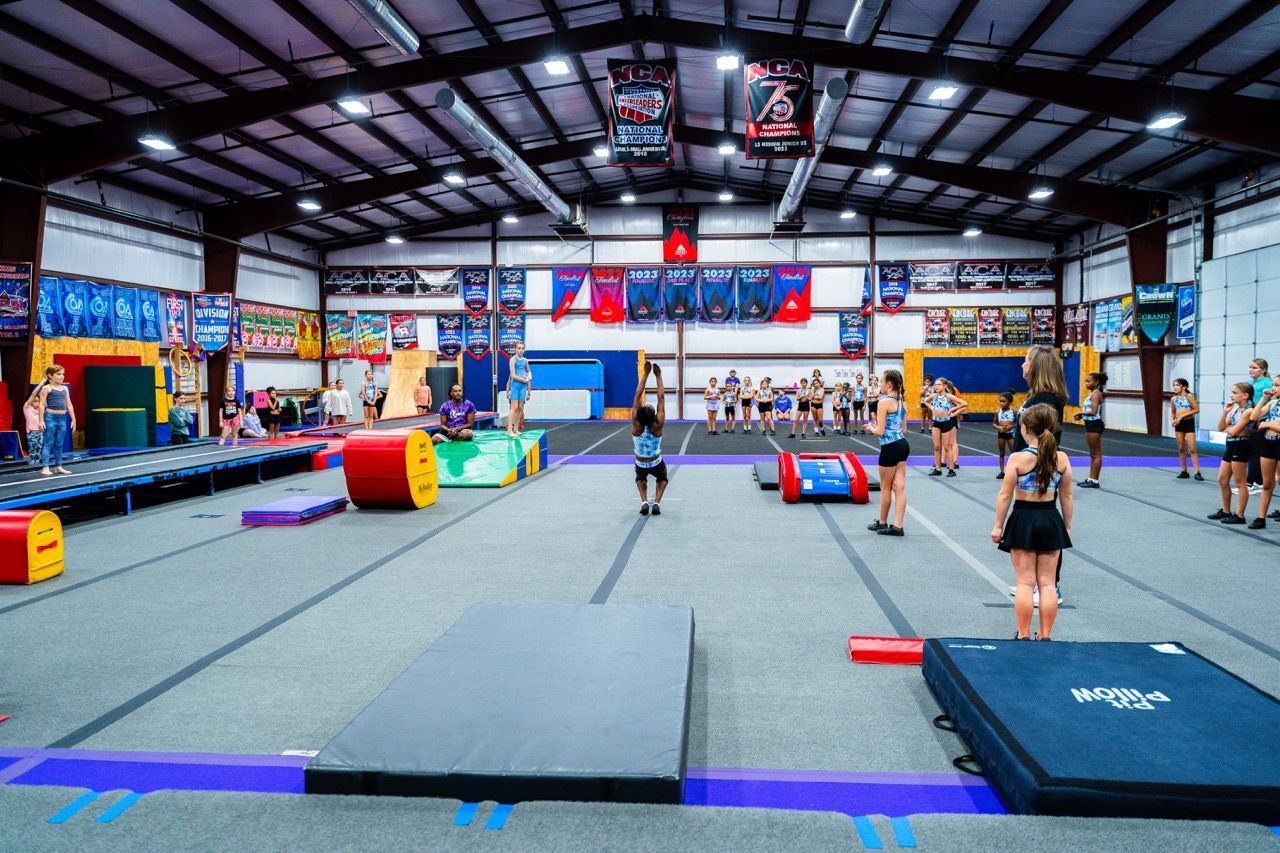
left=1231, top=486, right=1238, bottom=495
left=996, top=472, right=1005, bottom=479
left=1176, top=471, right=1189, bottom=479
left=1055, top=586, right=1063, bottom=605
left=1247, top=517, right=1265, bottom=530
left=876, top=525, right=904, bottom=536
left=1080, top=479, right=1100, bottom=489
left=1221, top=514, right=1246, bottom=525
left=1270, top=510, right=1280, bottom=520
left=928, top=468, right=943, bottom=476
left=946, top=469, right=956, bottom=478
left=1194, top=473, right=1204, bottom=481
left=1248, top=483, right=1263, bottom=496
left=867, top=520, right=886, bottom=532
left=639, top=502, right=650, bottom=515
left=1207, top=508, right=1231, bottom=519
left=650, top=503, right=661, bottom=516
left=770, top=430, right=777, bottom=436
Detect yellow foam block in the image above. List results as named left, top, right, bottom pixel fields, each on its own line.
left=0, top=510, right=65, bottom=585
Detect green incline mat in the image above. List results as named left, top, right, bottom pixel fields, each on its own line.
left=435, top=430, right=546, bottom=488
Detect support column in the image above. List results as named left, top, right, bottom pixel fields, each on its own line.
left=202, top=237, right=241, bottom=433
left=867, top=217, right=877, bottom=375
left=0, top=183, right=47, bottom=432
left=1126, top=214, right=1169, bottom=435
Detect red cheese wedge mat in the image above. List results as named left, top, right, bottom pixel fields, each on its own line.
left=848, top=635, right=925, bottom=665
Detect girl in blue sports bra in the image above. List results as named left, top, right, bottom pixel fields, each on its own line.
left=1169, top=378, right=1202, bottom=480
left=1210, top=382, right=1257, bottom=525
left=994, top=391, right=1017, bottom=479
left=1073, top=371, right=1107, bottom=488
left=992, top=403, right=1074, bottom=641
left=926, top=378, right=967, bottom=477
left=867, top=369, right=910, bottom=537
left=1247, top=375, right=1280, bottom=529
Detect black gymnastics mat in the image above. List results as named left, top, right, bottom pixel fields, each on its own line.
left=306, top=603, right=695, bottom=803
left=753, top=460, right=779, bottom=490
left=922, top=639, right=1280, bottom=822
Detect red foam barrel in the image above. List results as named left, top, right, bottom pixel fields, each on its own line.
left=343, top=428, right=438, bottom=510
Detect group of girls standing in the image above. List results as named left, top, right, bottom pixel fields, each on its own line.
left=924, top=378, right=968, bottom=477
left=704, top=375, right=778, bottom=435
left=1210, top=358, right=1279, bottom=529
left=787, top=370, right=831, bottom=439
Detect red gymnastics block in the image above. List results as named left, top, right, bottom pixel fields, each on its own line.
left=839, top=452, right=870, bottom=505
left=848, top=635, right=925, bottom=666
left=777, top=452, right=801, bottom=504
left=343, top=428, right=438, bottom=510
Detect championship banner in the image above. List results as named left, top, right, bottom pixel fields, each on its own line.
left=1176, top=284, right=1196, bottom=342
left=838, top=311, right=868, bottom=360
left=191, top=293, right=232, bottom=351
left=464, top=313, right=491, bottom=361
left=1092, top=301, right=1110, bottom=352
left=924, top=308, right=949, bottom=346
left=463, top=268, right=490, bottom=317
left=1032, top=306, right=1056, bottom=346
left=238, top=303, right=260, bottom=349
left=698, top=265, right=735, bottom=322
left=323, top=268, right=370, bottom=295
left=390, top=314, right=418, bottom=350
left=498, top=312, right=525, bottom=358
left=551, top=267, right=589, bottom=322
left=1002, top=307, right=1031, bottom=346
left=772, top=265, right=812, bottom=322
left=370, top=268, right=416, bottom=295
left=1135, top=283, right=1177, bottom=344
left=436, top=313, right=464, bottom=361
left=607, top=59, right=676, bottom=166
left=297, top=311, right=322, bottom=359
left=948, top=307, right=977, bottom=347
left=977, top=307, right=1002, bottom=346
left=1006, top=262, right=1055, bottom=290
left=1060, top=304, right=1086, bottom=352
left=36, top=277, right=64, bottom=338
left=662, top=205, right=698, bottom=262
left=232, top=301, right=244, bottom=348
left=1106, top=299, right=1122, bottom=351
left=415, top=267, right=460, bottom=296
left=662, top=266, right=697, bottom=321
left=138, top=289, right=163, bottom=342
left=743, top=58, right=814, bottom=159
left=62, top=279, right=89, bottom=338
left=626, top=267, right=662, bottom=322
left=957, top=262, right=1006, bottom=291
left=357, top=313, right=389, bottom=364
left=859, top=267, right=874, bottom=317
left=281, top=308, right=299, bottom=352
left=590, top=266, right=625, bottom=323
left=877, top=263, right=908, bottom=314
left=112, top=286, right=139, bottom=339
left=165, top=291, right=187, bottom=345
left=87, top=282, right=113, bottom=339
left=1119, top=296, right=1136, bottom=345
left=908, top=262, right=956, bottom=293
left=324, top=313, right=355, bottom=358
left=0, top=261, right=32, bottom=340
left=497, top=267, right=526, bottom=315
left=735, top=266, right=772, bottom=322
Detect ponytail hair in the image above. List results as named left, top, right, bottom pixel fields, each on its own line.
left=1022, top=403, right=1060, bottom=493
left=881, top=369, right=903, bottom=394
left=1173, top=377, right=1189, bottom=391
left=1233, top=381, right=1255, bottom=405
left=1088, top=371, right=1108, bottom=390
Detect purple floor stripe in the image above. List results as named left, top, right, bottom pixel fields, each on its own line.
left=14, top=758, right=304, bottom=794
left=684, top=778, right=1005, bottom=817
left=688, top=767, right=992, bottom=787
left=549, top=454, right=1178, bottom=467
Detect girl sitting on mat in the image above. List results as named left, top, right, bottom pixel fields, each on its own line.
left=1170, top=378, right=1202, bottom=480
left=1074, top=372, right=1107, bottom=488
left=506, top=341, right=531, bottom=437
left=704, top=376, right=721, bottom=435
left=632, top=362, right=667, bottom=515
left=359, top=369, right=382, bottom=430
left=994, top=391, right=1016, bottom=479
left=218, top=384, right=242, bottom=447
left=868, top=370, right=909, bottom=537
left=992, top=403, right=1074, bottom=641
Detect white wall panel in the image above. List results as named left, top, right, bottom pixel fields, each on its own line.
left=874, top=357, right=904, bottom=379
left=876, top=233, right=1051, bottom=260
left=499, top=240, right=592, bottom=266
left=237, top=254, right=318, bottom=309
left=525, top=315, right=674, bottom=352
left=696, top=239, right=797, bottom=262
left=684, top=317, right=837, bottom=354
left=587, top=241, right=661, bottom=264
left=1214, top=193, right=1280, bottom=258
left=697, top=205, right=775, bottom=234
left=244, top=358, right=322, bottom=391
left=1167, top=221, right=1195, bottom=282
left=327, top=241, right=491, bottom=266
left=1082, top=246, right=1129, bottom=302
left=326, top=294, right=466, bottom=312
left=42, top=206, right=203, bottom=291
left=811, top=266, right=865, bottom=306
left=904, top=290, right=1055, bottom=307
left=524, top=269, right=555, bottom=310
left=872, top=313, right=923, bottom=352
left=1102, top=397, right=1146, bottom=432
left=1101, top=354, right=1140, bottom=390
left=797, top=237, right=870, bottom=262
left=587, top=206, right=662, bottom=236
left=1062, top=259, right=1083, bottom=304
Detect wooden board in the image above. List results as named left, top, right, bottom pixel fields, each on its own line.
left=382, top=349, right=437, bottom=419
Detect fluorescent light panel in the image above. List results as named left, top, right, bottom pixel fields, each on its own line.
left=443, top=171, right=465, bottom=185
left=337, top=98, right=370, bottom=115
left=1146, top=111, right=1186, bottom=130
left=963, top=227, right=982, bottom=237
left=384, top=234, right=405, bottom=244
left=718, top=143, right=737, bottom=156
left=138, top=133, right=175, bottom=151
left=928, top=83, right=959, bottom=100
left=716, top=53, right=739, bottom=70
left=296, top=198, right=322, bottom=211
left=620, top=193, right=636, bottom=203
left=718, top=190, right=734, bottom=201
left=593, top=144, right=609, bottom=158
left=502, top=212, right=519, bottom=223
left=544, top=58, right=570, bottom=75
left=1028, top=186, right=1054, bottom=201
left=840, top=209, right=856, bottom=220
left=871, top=164, right=892, bottom=177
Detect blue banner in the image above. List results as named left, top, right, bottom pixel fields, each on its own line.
left=462, top=267, right=490, bottom=316
left=60, top=279, right=89, bottom=338
left=112, top=286, right=138, bottom=340
left=37, top=276, right=64, bottom=338
left=1135, top=283, right=1177, bottom=344
left=498, top=312, right=525, bottom=358
left=662, top=266, right=697, bottom=322
left=1105, top=299, right=1122, bottom=353
left=138, top=289, right=163, bottom=342
left=464, top=313, right=491, bottom=361
left=1092, top=301, right=1108, bottom=352
left=551, top=267, right=589, bottom=322
left=192, top=293, right=233, bottom=351
left=165, top=291, right=188, bottom=345
left=839, top=311, right=867, bottom=360
left=878, top=263, right=908, bottom=313
left=497, top=267, right=526, bottom=315
left=0, top=262, right=32, bottom=341
left=734, top=265, right=772, bottom=322
left=87, top=282, right=113, bottom=338
left=1176, top=284, right=1196, bottom=342
left=859, top=267, right=874, bottom=317
left=626, top=266, right=662, bottom=322
left=698, top=266, right=735, bottom=323
left=437, top=313, right=464, bottom=361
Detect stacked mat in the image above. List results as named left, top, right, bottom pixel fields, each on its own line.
left=241, top=496, right=348, bottom=526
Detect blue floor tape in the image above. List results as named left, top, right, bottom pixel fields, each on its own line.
left=48, top=791, right=100, bottom=824
left=485, top=803, right=513, bottom=830
left=890, top=816, right=917, bottom=847
left=453, top=802, right=478, bottom=826
left=95, top=792, right=143, bottom=824
left=852, top=815, right=883, bottom=849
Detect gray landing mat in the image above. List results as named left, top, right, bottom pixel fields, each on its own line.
left=307, top=602, right=695, bottom=803
left=753, top=460, right=779, bottom=490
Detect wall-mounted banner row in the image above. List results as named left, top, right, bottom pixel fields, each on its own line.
left=877, top=261, right=1055, bottom=302
left=323, top=267, right=464, bottom=296
left=323, top=313, right=389, bottom=362
left=923, top=306, right=1055, bottom=347
left=1090, top=297, right=1135, bottom=353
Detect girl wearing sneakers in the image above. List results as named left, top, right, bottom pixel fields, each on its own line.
left=926, top=378, right=967, bottom=477
left=868, top=370, right=909, bottom=537
left=1170, top=378, right=1202, bottom=480
left=756, top=378, right=776, bottom=435
left=704, top=377, right=721, bottom=435
left=1209, top=382, right=1257, bottom=525
left=994, top=391, right=1017, bottom=479
left=740, top=376, right=754, bottom=433
left=790, top=378, right=810, bottom=439
left=851, top=374, right=867, bottom=433
left=1074, top=371, right=1107, bottom=488
left=1247, top=375, right=1280, bottom=529
left=809, top=372, right=827, bottom=437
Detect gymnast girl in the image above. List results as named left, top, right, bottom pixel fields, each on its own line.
left=994, top=391, right=1016, bottom=479
left=1209, top=382, right=1257, bottom=525
left=1247, top=375, right=1280, bottom=528
left=867, top=370, right=910, bottom=537
left=790, top=378, right=810, bottom=439
left=1074, top=371, right=1107, bottom=488
left=926, top=378, right=968, bottom=477
left=1170, top=378, right=1202, bottom=480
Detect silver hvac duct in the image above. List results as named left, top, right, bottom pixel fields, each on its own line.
left=844, top=0, right=888, bottom=45
left=434, top=88, right=575, bottom=224
left=346, top=0, right=420, bottom=55
left=776, top=76, right=851, bottom=223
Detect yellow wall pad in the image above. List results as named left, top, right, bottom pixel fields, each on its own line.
left=382, top=349, right=438, bottom=419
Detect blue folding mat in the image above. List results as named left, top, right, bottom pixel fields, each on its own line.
left=241, top=496, right=348, bottom=526
left=922, top=639, right=1280, bottom=822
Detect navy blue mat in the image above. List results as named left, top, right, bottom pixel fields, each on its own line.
left=923, top=639, right=1280, bottom=821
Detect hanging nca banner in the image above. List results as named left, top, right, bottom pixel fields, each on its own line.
left=497, top=267, right=526, bottom=315
left=924, top=308, right=949, bottom=346
left=838, top=312, right=867, bottom=360
left=859, top=267, right=874, bottom=317
left=1134, top=283, right=1177, bottom=344
left=165, top=292, right=187, bottom=346
left=877, top=263, right=909, bottom=313
left=590, top=266, right=625, bottom=323
left=415, top=267, right=460, bottom=296
left=743, top=58, right=814, bottom=159
left=323, top=269, right=370, bottom=295
left=462, top=268, right=490, bottom=316
left=698, top=266, right=735, bottom=322
left=324, top=313, right=355, bottom=358
left=625, top=267, right=662, bottom=322
left=551, top=267, right=589, bottom=322
left=1006, top=262, right=1055, bottom=290
left=498, top=312, right=525, bottom=358
left=662, top=205, right=698, bottom=262
left=772, top=265, right=812, bottom=322
left=390, top=314, right=418, bottom=350
left=0, top=261, right=32, bottom=341
left=61, top=279, right=89, bottom=338
left=735, top=266, right=772, bottom=322
left=1176, top=284, right=1196, bottom=342
left=357, top=313, right=389, bottom=364
left=662, top=266, right=697, bottom=321
left=908, top=262, right=956, bottom=293
left=464, top=314, right=491, bottom=361
left=370, top=268, right=416, bottom=295
left=1032, top=306, right=1056, bottom=346
left=191, top=293, right=232, bottom=351
left=138, top=289, right=162, bottom=342
left=436, top=314, right=464, bottom=361
left=956, top=262, right=1006, bottom=291
left=948, top=308, right=977, bottom=347
left=977, top=307, right=1002, bottom=346
left=607, top=59, right=676, bottom=166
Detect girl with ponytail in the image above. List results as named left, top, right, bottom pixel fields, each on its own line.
left=1074, top=371, right=1107, bottom=487
left=992, top=404, right=1074, bottom=641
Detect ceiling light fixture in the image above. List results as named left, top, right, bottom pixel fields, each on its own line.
left=1028, top=185, right=1054, bottom=201
left=716, top=53, right=740, bottom=70
left=718, top=190, right=734, bottom=202
left=871, top=163, right=893, bottom=177
left=718, top=142, right=737, bottom=156
left=1146, top=110, right=1186, bottom=130
left=296, top=198, right=322, bottom=211
left=337, top=97, right=370, bottom=116
left=620, top=193, right=636, bottom=203
left=963, top=226, right=982, bottom=237
left=385, top=234, right=405, bottom=244
left=502, top=212, right=520, bottom=224
left=840, top=209, right=856, bottom=220
left=443, top=170, right=465, bottom=186
left=927, top=82, right=959, bottom=100
left=544, top=58, right=570, bottom=76
left=593, top=144, right=609, bottom=158
left=138, top=133, right=176, bottom=151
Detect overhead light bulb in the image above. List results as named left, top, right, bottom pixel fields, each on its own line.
left=963, top=226, right=982, bottom=237
left=443, top=171, right=465, bottom=186
left=594, top=144, right=609, bottom=158
left=138, top=133, right=176, bottom=151
left=718, top=190, right=734, bottom=202
left=296, top=198, right=322, bottom=211
left=1146, top=110, right=1186, bottom=130
left=871, top=163, right=893, bottom=177
left=928, top=82, right=959, bottom=100
left=385, top=234, right=405, bottom=244
left=716, top=53, right=740, bottom=70
left=337, top=98, right=370, bottom=115
left=544, top=58, right=570, bottom=75
left=718, top=142, right=737, bottom=156
left=502, top=212, right=519, bottom=224
left=840, top=209, right=856, bottom=220
left=1028, top=185, right=1054, bottom=201
left=620, top=193, right=636, bottom=203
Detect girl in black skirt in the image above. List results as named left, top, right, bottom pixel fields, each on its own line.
left=992, top=403, right=1074, bottom=641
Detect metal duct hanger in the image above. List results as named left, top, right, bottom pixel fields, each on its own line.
left=776, top=76, right=851, bottom=223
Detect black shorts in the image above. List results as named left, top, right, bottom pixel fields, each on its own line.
left=724, top=406, right=736, bottom=416
left=1258, top=439, right=1280, bottom=460
left=878, top=438, right=910, bottom=468
left=798, top=401, right=810, bottom=413
left=933, top=420, right=955, bottom=434
left=758, top=402, right=773, bottom=413
left=1084, top=419, right=1105, bottom=434
left=741, top=400, right=752, bottom=410
left=852, top=401, right=864, bottom=412
left=1174, top=419, right=1196, bottom=434
left=1223, top=440, right=1251, bottom=463
left=868, top=402, right=879, bottom=414
left=363, top=401, right=378, bottom=409
left=635, top=461, right=668, bottom=482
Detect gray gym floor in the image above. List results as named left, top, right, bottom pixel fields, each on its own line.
left=1, top=421, right=1277, bottom=850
